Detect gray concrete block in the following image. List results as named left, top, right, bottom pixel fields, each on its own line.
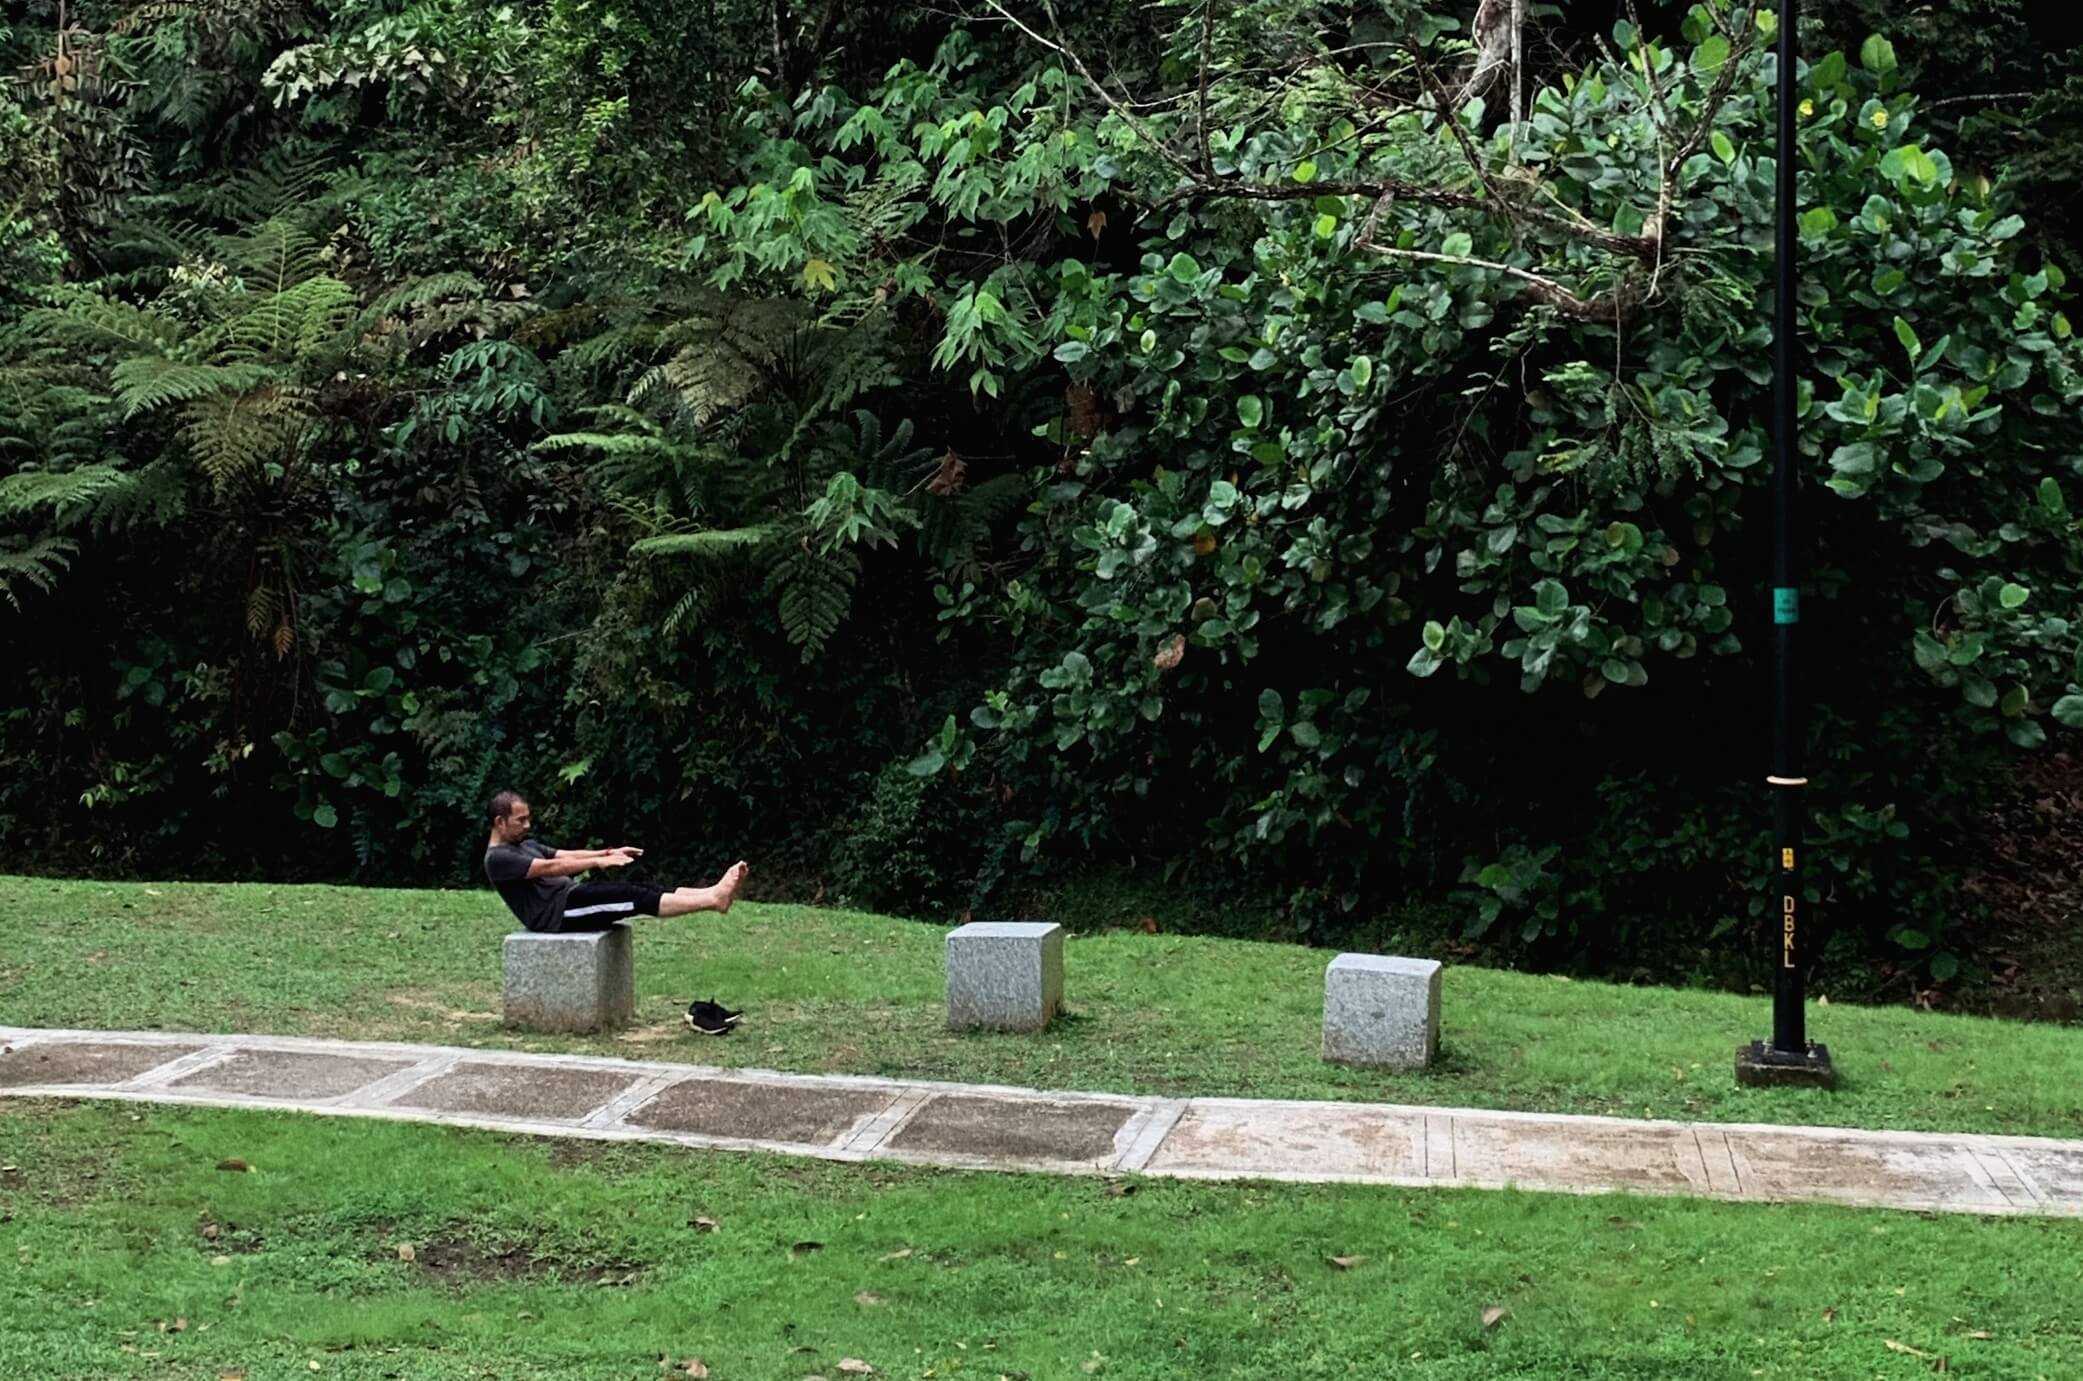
left=502, top=924, right=635, bottom=1034
left=1322, top=953, right=1440, bottom=1069
left=947, top=921, right=1063, bottom=1031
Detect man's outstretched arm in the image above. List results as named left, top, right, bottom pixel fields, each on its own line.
left=523, top=852, right=633, bottom=879
left=548, top=846, right=643, bottom=862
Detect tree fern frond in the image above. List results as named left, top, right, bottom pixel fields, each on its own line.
left=631, top=524, right=782, bottom=559
left=534, top=431, right=676, bottom=457
left=0, top=537, right=76, bottom=610
left=0, top=466, right=139, bottom=524
left=111, top=358, right=274, bottom=418
left=245, top=582, right=278, bottom=639
left=213, top=219, right=329, bottom=294
left=660, top=584, right=718, bottom=638
left=179, top=386, right=313, bottom=489
left=27, top=294, right=192, bottom=356
left=364, top=271, right=489, bottom=321
left=765, top=544, right=859, bottom=661
left=87, top=459, right=188, bottom=531
left=220, top=275, right=356, bottom=363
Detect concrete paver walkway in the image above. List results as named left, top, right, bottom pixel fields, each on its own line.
left=5, top=1026, right=2081, bottom=1218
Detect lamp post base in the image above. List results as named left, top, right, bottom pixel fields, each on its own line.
left=1734, top=1040, right=1836, bottom=1089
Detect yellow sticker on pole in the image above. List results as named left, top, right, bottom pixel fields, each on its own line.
left=1781, top=848, right=1795, bottom=870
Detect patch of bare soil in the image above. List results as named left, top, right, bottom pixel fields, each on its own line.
left=1951, top=747, right=2083, bottom=1023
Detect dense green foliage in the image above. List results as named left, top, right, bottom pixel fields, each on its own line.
left=3, top=1, right=2080, bottom=988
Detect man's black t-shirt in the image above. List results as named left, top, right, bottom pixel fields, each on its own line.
left=484, top=839, right=573, bottom=932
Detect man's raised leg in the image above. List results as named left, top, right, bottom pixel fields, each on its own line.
left=657, top=861, right=749, bottom=918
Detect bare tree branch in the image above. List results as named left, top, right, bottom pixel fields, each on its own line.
left=982, top=0, right=1200, bottom=182
left=1197, top=0, right=1217, bottom=175
left=1352, top=243, right=1640, bottom=323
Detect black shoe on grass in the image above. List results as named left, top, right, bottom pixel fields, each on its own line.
left=685, top=1001, right=733, bottom=1036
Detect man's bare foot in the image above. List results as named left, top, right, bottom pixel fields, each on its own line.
left=710, top=860, right=749, bottom=914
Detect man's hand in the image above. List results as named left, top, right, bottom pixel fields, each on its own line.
left=610, top=846, right=644, bottom=859
left=597, top=851, right=634, bottom=869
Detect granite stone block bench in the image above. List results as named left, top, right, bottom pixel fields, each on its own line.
left=946, top=921, right=1063, bottom=1032
left=1321, top=953, right=1441, bottom=1069
left=503, top=923, right=636, bottom=1034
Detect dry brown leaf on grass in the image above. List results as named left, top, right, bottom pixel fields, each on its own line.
left=215, top=1159, right=250, bottom=1173
left=1327, top=1255, right=1365, bottom=1270
left=838, top=1362, right=876, bottom=1376
left=877, top=1247, right=912, bottom=1262
left=680, top=1360, right=711, bottom=1378
left=1481, top=1306, right=1508, bottom=1329
left=690, top=1217, right=720, bottom=1233
left=396, top=1243, right=416, bottom=1263
left=854, top=1290, right=885, bottom=1306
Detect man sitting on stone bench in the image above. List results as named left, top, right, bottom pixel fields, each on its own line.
left=482, top=789, right=749, bottom=1035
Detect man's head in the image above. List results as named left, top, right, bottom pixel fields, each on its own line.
left=487, top=790, right=532, bottom=844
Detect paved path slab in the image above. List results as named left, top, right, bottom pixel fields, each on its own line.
left=3, top=1025, right=2080, bottom=1219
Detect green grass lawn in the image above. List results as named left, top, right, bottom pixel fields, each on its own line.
left=3, top=875, right=2083, bottom=1139
left=2, top=1098, right=2079, bottom=1380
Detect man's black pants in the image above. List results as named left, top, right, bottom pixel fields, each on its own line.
left=538, top=881, right=668, bottom=932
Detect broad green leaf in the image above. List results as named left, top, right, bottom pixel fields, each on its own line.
left=1692, top=35, right=1730, bottom=75
left=2052, top=695, right=2083, bottom=729
left=1999, top=582, right=2030, bottom=609
left=1893, top=316, right=1920, bottom=358
left=1711, top=131, right=1736, bottom=164
left=1292, top=159, right=1317, bottom=183
left=313, top=802, right=339, bottom=829
left=1237, top=395, right=1263, bottom=428
left=1441, top=231, right=1473, bottom=258
left=1860, top=34, right=1897, bottom=74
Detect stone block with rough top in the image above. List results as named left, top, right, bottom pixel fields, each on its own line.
left=502, top=924, right=635, bottom=1034
left=946, top=921, right=1063, bottom=1032
left=1322, top=953, right=1440, bottom=1069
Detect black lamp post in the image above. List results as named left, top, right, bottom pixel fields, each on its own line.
left=1737, top=0, right=1836, bottom=1088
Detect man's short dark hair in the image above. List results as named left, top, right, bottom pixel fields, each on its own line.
left=488, top=790, right=526, bottom=824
